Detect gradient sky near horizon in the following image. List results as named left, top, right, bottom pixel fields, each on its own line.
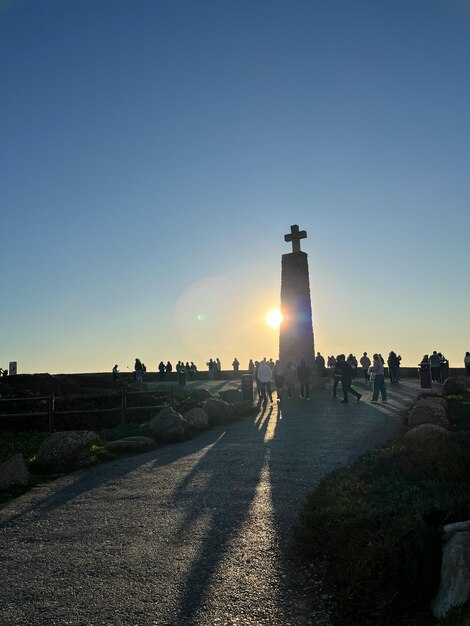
left=1, top=0, right=469, bottom=373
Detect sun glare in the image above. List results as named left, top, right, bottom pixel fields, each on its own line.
left=266, top=309, right=283, bottom=328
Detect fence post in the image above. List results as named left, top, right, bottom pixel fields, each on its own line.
left=121, top=388, right=126, bottom=424
left=48, top=394, right=55, bottom=432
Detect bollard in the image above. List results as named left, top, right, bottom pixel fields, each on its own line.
left=241, top=374, right=254, bottom=403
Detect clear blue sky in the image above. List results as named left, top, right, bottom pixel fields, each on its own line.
left=1, top=0, right=469, bottom=373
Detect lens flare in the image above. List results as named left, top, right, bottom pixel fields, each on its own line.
left=266, top=309, right=283, bottom=328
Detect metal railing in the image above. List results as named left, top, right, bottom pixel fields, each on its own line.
left=0, top=387, right=175, bottom=431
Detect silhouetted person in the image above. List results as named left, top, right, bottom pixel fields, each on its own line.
left=371, top=353, right=387, bottom=403
left=272, top=360, right=285, bottom=401
left=207, top=358, right=216, bottom=380
left=465, top=352, right=470, bottom=376
left=347, top=354, right=358, bottom=380
left=315, top=352, right=326, bottom=377
left=134, top=358, right=143, bottom=383
left=232, top=357, right=240, bottom=379
left=112, top=364, right=119, bottom=381
left=248, top=359, right=255, bottom=374
left=332, top=356, right=342, bottom=397
left=429, top=351, right=441, bottom=382
left=438, top=353, right=449, bottom=383
left=388, top=351, right=399, bottom=383
left=297, top=358, right=311, bottom=399
left=158, top=361, right=166, bottom=381
left=284, top=362, right=298, bottom=399
left=360, top=352, right=371, bottom=383
left=257, top=358, right=273, bottom=404
left=339, top=354, right=362, bottom=404
left=166, top=361, right=173, bottom=381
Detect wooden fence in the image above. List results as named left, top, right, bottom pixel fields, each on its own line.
left=0, top=387, right=175, bottom=432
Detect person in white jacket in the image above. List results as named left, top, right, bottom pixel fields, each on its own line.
left=257, top=358, right=273, bottom=403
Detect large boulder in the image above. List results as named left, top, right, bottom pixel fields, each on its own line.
left=408, top=403, right=449, bottom=429
left=0, top=453, right=30, bottom=489
left=183, top=408, right=209, bottom=431
left=416, top=396, right=448, bottom=410
left=203, top=397, right=231, bottom=425
left=172, top=385, right=191, bottom=401
left=219, top=389, right=242, bottom=403
left=104, top=436, right=155, bottom=453
left=432, top=527, right=470, bottom=618
left=443, top=376, right=470, bottom=396
left=187, top=388, right=215, bottom=402
left=149, top=407, right=187, bottom=442
left=37, top=430, right=98, bottom=469
left=404, top=424, right=450, bottom=442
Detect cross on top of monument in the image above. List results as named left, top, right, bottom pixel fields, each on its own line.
left=284, top=224, right=307, bottom=253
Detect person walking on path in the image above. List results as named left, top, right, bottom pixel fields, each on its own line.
left=339, top=354, right=362, bottom=403
left=297, top=358, right=311, bottom=399
left=347, top=354, right=358, bottom=380
left=257, top=358, right=273, bottom=404
left=284, top=362, right=298, bottom=399
left=272, top=360, right=285, bottom=401
left=134, top=358, right=143, bottom=383
left=465, top=352, right=470, bottom=376
left=360, top=352, right=371, bottom=383
left=371, top=353, right=387, bottom=403
left=332, top=356, right=342, bottom=397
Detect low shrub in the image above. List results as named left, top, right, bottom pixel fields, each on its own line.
left=296, top=398, right=470, bottom=624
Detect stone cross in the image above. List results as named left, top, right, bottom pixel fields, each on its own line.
left=284, top=224, right=307, bottom=253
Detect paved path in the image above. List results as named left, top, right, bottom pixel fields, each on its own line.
left=0, top=380, right=421, bottom=626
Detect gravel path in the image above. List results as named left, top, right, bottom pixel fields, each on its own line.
left=0, top=380, right=420, bottom=626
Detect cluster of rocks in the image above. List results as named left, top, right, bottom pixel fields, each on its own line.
left=0, top=388, right=255, bottom=490
left=404, top=375, right=470, bottom=443
left=403, top=376, right=470, bottom=618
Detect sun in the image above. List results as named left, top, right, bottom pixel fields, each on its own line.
left=266, top=308, right=283, bottom=328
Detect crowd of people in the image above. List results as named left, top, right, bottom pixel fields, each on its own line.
left=419, top=351, right=450, bottom=383
left=109, top=352, right=469, bottom=403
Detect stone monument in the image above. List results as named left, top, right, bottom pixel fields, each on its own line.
left=279, top=225, right=315, bottom=367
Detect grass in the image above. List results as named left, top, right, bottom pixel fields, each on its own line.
left=0, top=421, right=154, bottom=501
left=296, top=393, right=470, bottom=625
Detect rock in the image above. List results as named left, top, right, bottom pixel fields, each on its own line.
left=219, top=389, right=242, bottom=403
left=0, top=453, right=30, bottom=490
left=404, top=424, right=450, bottom=442
left=149, top=407, right=187, bottom=442
left=203, top=397, right=231, bottom=425
left=443, top=376, right=470, bottom=396
left=408, top=403, right=449, bottom=429
left=187, top=388, right=215, bottom=402
left=183, top=407, right=209, bottom=430
left=416, top=396, right=448, bottom=410
left=443, top=521, right=470, bottom=542
left=37, top=430, right=98, bottom=469
left=172, top=385, right=191, bottom=400
left=104, top=436, right=155, bottom=453
left=432, top=529, right=470, bottom=618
